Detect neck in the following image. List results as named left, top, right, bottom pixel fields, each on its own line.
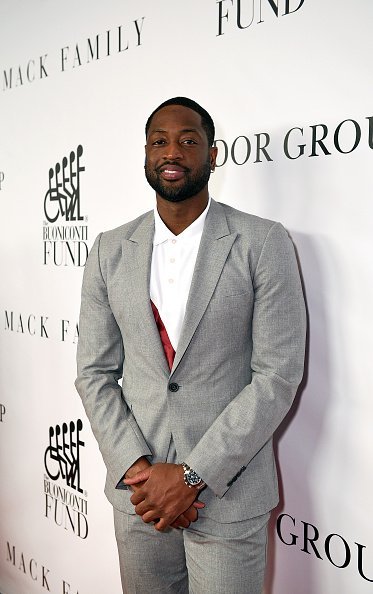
left=156, top=190, right=209, bottom=235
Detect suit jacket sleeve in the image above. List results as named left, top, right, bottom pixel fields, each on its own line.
left=75, top=233, right=152, bottom=487
left=184, top=222, right=307, bottom=498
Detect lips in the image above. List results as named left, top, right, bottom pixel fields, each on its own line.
left=158, top=164, right=187, bottom=181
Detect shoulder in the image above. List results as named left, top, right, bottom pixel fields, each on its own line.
left=95, top=210, right=154, bottom=253
left=212, top=200, right=295, bottom=269
left=212, top=199, right=287, bottom=243
left=102, top=209, right=153, bottom=241
left=216, top=200, right=275, bottom=231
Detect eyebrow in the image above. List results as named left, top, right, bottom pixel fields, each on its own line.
left=150, top=128, right=202, bottom=135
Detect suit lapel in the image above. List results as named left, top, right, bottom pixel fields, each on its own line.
left=122, top=211, right=170, bottom=375
left=171, top=200, right=237, bottom=374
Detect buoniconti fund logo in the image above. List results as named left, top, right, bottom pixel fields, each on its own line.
left=43, top=419, right=89, bottom=539
left=43, top=145, right=89, bottom=266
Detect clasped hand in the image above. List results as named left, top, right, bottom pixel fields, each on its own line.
left=124, top=462, right=204, bottom=532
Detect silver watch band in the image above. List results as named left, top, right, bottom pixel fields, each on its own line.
left=182, top=462, right=206, bottom=490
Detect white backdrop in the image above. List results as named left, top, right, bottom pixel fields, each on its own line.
left=1, top=1, right=372, bottom=593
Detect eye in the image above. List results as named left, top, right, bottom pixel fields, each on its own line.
left=152, top=139, right=166, bottom=145
left=182, top=139, right=198, bottom=145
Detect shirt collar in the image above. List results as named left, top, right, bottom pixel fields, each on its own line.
left=153, top=196, right=211, bottom=246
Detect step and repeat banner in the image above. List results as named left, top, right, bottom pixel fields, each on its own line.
left=0, top=1, right=372, bottom=593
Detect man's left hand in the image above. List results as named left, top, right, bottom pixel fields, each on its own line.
left=124, top=463, right=201, bottom=531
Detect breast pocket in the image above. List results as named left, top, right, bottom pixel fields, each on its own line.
left=209, top=290, right=254, bottom=311
left=207, top=291, right=254, bottom=337
left=204, top=291, right=254, bottom=352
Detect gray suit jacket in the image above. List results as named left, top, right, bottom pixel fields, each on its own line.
left=75, top=199, right=306, bottom=521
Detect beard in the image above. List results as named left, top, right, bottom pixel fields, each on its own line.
left=145, top=156, right=211, bottom=203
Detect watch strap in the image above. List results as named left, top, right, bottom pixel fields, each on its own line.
left=182, top=463, right=206, bottom=490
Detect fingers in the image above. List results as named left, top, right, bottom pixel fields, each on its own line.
left=124, top=468, right=152, bottom=485
left=130, top=491, right=145, bottom=506
left=153, top=517, right=171, bottom=532
left=171, top=514, right=191, bottom=529
left=136, top=504, right=203, bottom=530
left=140, top=511, right=159, bottom=524
left=133, top=511, right=173, bottom=532
left=131, top=496, right=205, bottom=528
left=171, top=503, right=203, bottom=528
left=127, top=480, right=146, bottom=493
left=133, top=499, right=152, bottom=517
left=133, top=499, right=194, bottom=530
left=182, top=506, right=198, bottom=523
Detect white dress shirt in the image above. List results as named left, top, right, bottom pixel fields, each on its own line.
left=150, top=197, right=211, bottom=351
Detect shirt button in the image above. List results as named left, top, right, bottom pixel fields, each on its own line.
left=168, top=278, right=174, bottom=284
left=171, top=239, right=177, bottom=244
left=170, top=258, right=175, bottom=263
left=169, top=382, right=179, bottom=392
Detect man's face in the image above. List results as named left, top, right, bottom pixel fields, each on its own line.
left=145, top=105, right=217, bottom=202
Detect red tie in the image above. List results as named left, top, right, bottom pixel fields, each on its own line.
left=150, top=300, right=176, bottom=371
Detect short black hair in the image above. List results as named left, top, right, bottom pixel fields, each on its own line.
left=145, top=97, right=215, bottom=146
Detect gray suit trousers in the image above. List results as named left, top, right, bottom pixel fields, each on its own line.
left=113, top=508, right=269, bottom=594
left=113, top=437, right=269, bottom=594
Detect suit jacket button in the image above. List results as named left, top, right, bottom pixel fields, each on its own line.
left=169, top=382, right=179, bottom=392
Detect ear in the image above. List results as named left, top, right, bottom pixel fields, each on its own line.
left=210, top=145, right=218, bottom=171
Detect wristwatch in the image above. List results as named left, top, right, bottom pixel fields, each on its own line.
left=182, top=463, right=206, bottom=490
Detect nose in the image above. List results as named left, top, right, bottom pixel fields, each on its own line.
left=163, top=141, right=183, bottom=161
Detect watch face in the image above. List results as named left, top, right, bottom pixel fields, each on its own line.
left=186, top=469, right=201, bottom=486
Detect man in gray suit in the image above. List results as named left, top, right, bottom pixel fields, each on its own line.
left=76, top=97, right=306, bottom=593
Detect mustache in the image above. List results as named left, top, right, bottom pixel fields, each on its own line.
left=155, top=161, right=191, bottom=173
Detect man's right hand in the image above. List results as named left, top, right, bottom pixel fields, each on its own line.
left=124, top=457, right=205, bottom=529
